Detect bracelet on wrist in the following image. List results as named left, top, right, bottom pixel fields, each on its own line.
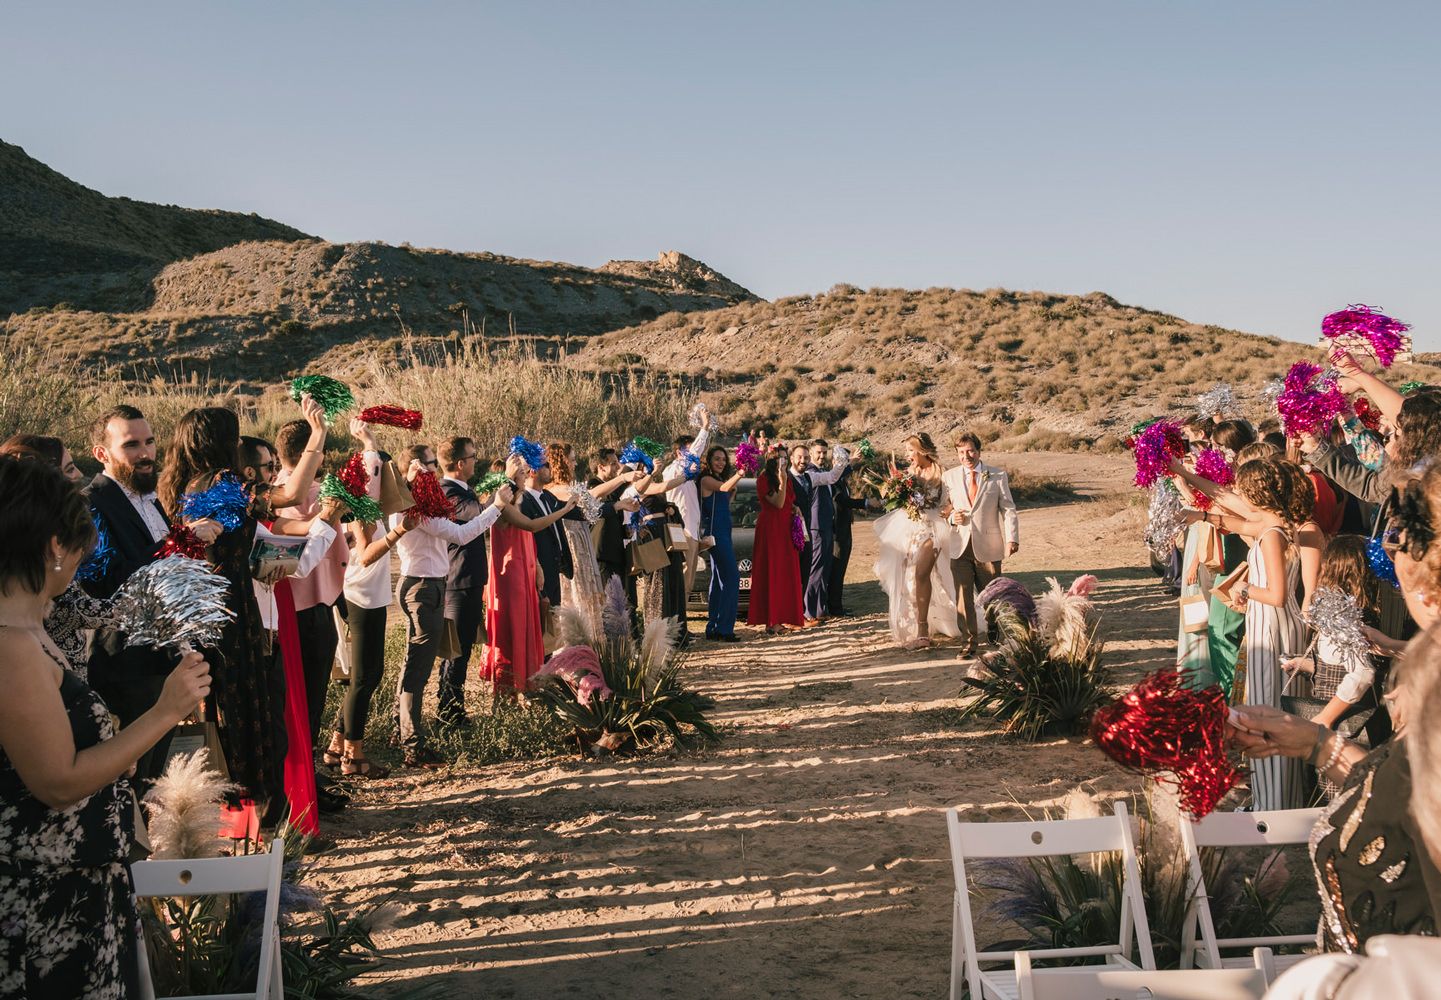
left=1320, top=731, right=1348, bottom=773
left=1306, top=725, right=1331, bottom=767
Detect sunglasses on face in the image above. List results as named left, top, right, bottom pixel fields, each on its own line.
left=424, top=459, right=439, bottom=467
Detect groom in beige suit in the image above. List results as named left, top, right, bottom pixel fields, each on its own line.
left=941, top=432, right=1020, bottom=655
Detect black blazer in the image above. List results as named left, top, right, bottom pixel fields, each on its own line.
left=83, top=472, right=170, bottom=599
left=833, top=467, right=867, bottom=529
left=520, top=489, right=574, bottom=604
left=441, top=478, right=489, bottom=592
left=589, top=478, right=626, bottom=574
left=83, top=472, right=172, bottom=677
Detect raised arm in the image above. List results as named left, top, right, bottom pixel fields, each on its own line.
left=266, top=395, right=330, bottom=508
left=500, top=496, right=575, bottom=531
left=590, top=471, right=642, bottom=499
left=700, top=470, right=745, bottom=496
left=1333, top=349, right=1405, bottom=422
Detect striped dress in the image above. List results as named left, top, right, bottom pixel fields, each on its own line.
left=1244, top=525, right=1310, bottom=810
left=1177, top=522, right=1214, bottom=686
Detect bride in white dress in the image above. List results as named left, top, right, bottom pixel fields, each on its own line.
left=873, top=433, right=959, bottom=649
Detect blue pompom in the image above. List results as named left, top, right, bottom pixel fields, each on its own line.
left=1367, top=537, right=1401, bottom=589
left=507, top=434, right=546, bottom=472
left=76, top=514, right=113, bottom=582
left=681, top=453, right=701, bottom=481
left=181, top=472, right=250, bottom=533
left=619, top=442, right=654, bottom=472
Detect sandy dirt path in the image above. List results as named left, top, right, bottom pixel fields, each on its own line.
left=312, top=453, right=1174, bottom=998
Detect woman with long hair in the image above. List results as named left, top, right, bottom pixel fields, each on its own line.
left=746, top=448, right=805, bottom=632
left=1194, top=457, right=1310, bottom=809
left=157, top=407, right=295, bottom=818
left=544, top=442, right=636, bottom=638
left=699, top=444, right=745, bottom=641
left=873, top=433, right=958, bottom=649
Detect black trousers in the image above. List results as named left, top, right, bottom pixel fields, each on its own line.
left=93, top=669, right=172, bottom=786
left=438, top=588, right=485, bottom=720
left=293, top=602, right=339, bottom=745
left=340, top=601, right=388, bottom=741
left=828, top=517, right=853, bottom=614
left=664, top=548, right=689, bottom=633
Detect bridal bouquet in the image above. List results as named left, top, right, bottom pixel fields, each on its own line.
left=873, top=469, right=940, bottom=521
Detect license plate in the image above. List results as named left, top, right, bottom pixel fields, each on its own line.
left=739, top=577, right=751, bottom=590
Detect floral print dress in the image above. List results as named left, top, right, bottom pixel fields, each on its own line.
left=0, top=635, right=138, bottom=998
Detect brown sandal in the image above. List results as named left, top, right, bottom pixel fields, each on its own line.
left=341, top=755, right=390, bottom=779
left=321, top=733, right=344, bottom=769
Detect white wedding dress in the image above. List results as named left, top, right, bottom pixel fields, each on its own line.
left=873, top=506, right=960, bottom=646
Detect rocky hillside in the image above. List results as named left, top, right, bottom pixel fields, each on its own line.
left=572, top=285, right=1441, bottom=451
left=1, top=142, right=755, bottom=382
left=0, top=140, right=310, bottom=315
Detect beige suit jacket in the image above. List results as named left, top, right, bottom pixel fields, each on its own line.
left=941, top=462, right=1020, bottom=562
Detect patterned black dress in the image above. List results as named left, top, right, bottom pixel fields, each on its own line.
left=202, top=495, right=287, bottom=807
left=0, top=634, right=138, bottom=998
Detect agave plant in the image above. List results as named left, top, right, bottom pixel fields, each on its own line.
left=959, top=603, right=1111, bottom=740
left=533, top=577, right=718, bottom=753
left=973, top=786, right=1303, bottom=970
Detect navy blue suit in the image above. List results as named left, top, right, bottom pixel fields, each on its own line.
left=802, top=466, right=836, bottom=620
left=827, top=467, right=866, bottom=615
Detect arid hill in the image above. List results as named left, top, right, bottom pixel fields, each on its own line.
left=571, top=285, right=1441, bottom=450
left=1, top=142, right=755, bottom=382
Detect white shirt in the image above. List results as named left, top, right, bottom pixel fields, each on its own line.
left=104, top=471, right=168, bottom=543
left=253, top=519, right=338, bottom=631
left=663, top=427, right=711, bottom=538
left=386, top=503, right=502, bottom=580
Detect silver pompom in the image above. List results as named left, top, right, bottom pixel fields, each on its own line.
left=1261, top=378, right=1285, bottom=405
left=831, top=444, right=851, bottom=467
left=1143, top=482, right=1186, bottom=560
left=687, top=402, right=709, bottom=430
left=570, top=481, right=603, bottom=524
left=1196, top=383, right=1236, bottom=419
left=114, top=555, right=234, bottom=651
left=1303, top=586, right=1371, bottom=663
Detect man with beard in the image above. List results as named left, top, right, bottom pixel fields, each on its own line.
left=84, top=404, right=176, bottom=784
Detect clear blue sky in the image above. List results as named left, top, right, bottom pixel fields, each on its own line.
left=5, top=2, right=1438, bottom=348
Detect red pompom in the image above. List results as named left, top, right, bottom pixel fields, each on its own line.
left=408, top=470, right=456, bottom=520
left=156, top=525, right=208, bottom=560
left=1192, top=490, right=1213, bottom=511
left=359, top=405, right=424, bottom=430
left=337, top=453, right=371, bottom=499
left=1091, top=669, right=1239, bottom=818
left=1354, top=396, right=1382, bottom=432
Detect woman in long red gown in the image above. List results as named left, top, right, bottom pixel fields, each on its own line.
left=483, top=454, right=575, bottom=694
left=746, top=453, right=805, bottom=632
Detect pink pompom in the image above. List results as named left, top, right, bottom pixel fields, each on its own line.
left=1321, top=304, right=1411, bottom=368
left=1275, top=361, right=1348, bottom=438
left=1132, top=421, right=1186, bottom=489
left=1193, top=448, right=1234, bottom=487
left=1067, top=574, right=1098, bottom=598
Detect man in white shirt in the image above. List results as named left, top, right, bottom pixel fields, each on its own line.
left=382, top=448, right=512, bottom=769
left=663, top=410, right=714, bottom=596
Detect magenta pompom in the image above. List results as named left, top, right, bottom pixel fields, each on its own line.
left=1321, top=304, right=1411, bottom=368
left=1132, top=420, right=1186, bottom=489
left=735, top=438, right=762, bottom=476
left=1193, top=448, right=1234, bottom=487
left=1275, top=361, right=1348, bottom=437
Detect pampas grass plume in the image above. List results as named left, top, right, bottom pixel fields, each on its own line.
left=144, top=748, right=237, bottom=860
left=640, top=616, right=679, bottom=670
left=553, top=605, right=596, bottom=650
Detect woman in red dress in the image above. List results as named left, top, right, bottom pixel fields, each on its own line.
left=483, top=454, right=574, bottom=694
left=746, top=452, right=805, bottom=632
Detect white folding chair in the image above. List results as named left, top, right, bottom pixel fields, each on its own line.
left=1016, top=946, right=1272, bottom=1000
left=1179, top=808, right=1322, bottom=974
left=132, top=837, right=286, bottom=1000
left=947, top=803, right=1156, bottom=1000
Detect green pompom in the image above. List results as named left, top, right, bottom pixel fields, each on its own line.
left=1399, top=380, right=1427, bottom=396
left=633, top=436, right=666, bottom=459
left=1130, top=417, right=1163, bottom=437
left=857, top=438, right=876, bottom=461
left=475, top=472, right=511, bottom=494
left=290, top=375, right=355, bottom=420
left=320, top=473, right=383, bottom=524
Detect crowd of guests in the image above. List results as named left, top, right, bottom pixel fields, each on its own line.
left=1145, top=347, right=1441, bottom=986
left=0, top=395, right=874, bottom=994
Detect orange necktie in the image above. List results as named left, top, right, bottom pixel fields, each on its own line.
left=966, top=468, right=977, bottom=503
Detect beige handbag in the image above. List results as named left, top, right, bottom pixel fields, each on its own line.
left=664, top=523, right=690, bottom=552
left=378, top=459, right=415, bottom=516
left=628, top=533, right=670, bottom=575
left=1210, top=561, right=1250, bottom=610
left=1180, top=592, right=1210, bottom=633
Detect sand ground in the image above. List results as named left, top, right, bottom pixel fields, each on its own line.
left=311, top=452, right=1173, bottom=998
